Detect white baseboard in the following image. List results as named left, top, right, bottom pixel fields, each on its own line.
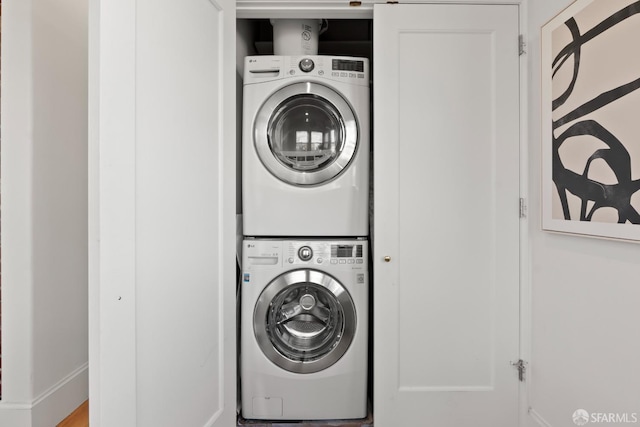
left=0, top=363, right=88, bottom=427
left=32, top=362, right=89, bottom=427
left=529, top=407, right=554, bottom=427
left=0, top=405, right=32, bottom=427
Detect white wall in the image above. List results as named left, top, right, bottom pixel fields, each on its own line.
left=527, top=1, right=640, bottom=426
left=236, top=19, right=256, bottom=216
left=0, top=0, right=89, bottom=426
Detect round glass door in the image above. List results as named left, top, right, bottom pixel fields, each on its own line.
left=253, top=269, right=357, bottom=374
left=254, top=82, right=359, bottom=186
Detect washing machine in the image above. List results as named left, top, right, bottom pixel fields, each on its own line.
left=242, top=55, right=370, bottom=237
left=241, top=238, right=368, bottom=420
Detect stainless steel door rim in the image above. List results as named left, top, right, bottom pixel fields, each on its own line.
left=253, top=82, right=359, bottom=186
left=253, top=269, right=357, bottom=374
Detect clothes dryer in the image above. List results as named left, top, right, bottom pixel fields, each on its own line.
left=240, top=238, right=368, bottom=420
left=242, top=55, right=370, bottom=237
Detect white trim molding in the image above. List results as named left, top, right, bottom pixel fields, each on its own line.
left=237, top=0, right=526, bottom=19
left=0, top=364, right=88, bottom=427
left=529, top=407, right=554, bottom=427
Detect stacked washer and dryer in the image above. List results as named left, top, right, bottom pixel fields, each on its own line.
left=241, top=50, right=371, bottom=421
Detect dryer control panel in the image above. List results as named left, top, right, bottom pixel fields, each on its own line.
left=244, top=55, right=370, bottom=87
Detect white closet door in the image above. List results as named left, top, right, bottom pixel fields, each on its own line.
left=89, top=0, right=236, bottom=426
left=373, top=4, right=521, bottom=426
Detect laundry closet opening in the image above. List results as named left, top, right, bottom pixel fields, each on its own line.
left=236, top=17, right=374, bottom=425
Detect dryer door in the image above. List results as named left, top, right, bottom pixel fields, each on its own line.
left=254, top=269, right=357, bottom=374
left=254, top=82, right=359, bottom=186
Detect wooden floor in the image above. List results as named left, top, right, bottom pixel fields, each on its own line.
left=56, top=401, right=372, bottom=426
left=57, top=400, right=89, bottom=427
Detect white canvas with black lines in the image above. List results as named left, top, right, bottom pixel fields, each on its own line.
left=542, top=0, right=640, bottom=241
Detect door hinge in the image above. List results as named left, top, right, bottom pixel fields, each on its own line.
left=512, top=359, right=527, bottom=382
left=519, top=197, right=527, bottom=218
left=519, top=35, right=526, bottom=56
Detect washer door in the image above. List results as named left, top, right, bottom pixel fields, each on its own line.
left=254, top=82, right=359, bottom=186
left=254, top=269, right=357, bottom=374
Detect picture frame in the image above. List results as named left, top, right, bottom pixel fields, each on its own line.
left=541, top=0, right=640, bottom=242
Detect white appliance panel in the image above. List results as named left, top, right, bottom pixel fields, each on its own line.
left=242, top=56, right=370, bottom=237
left=241, top=238, right=369, bottom=420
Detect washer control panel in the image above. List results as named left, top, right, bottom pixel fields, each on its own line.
left=286, top=240, right=366, bottom=266
left=243, top=239, right=367, bottom=268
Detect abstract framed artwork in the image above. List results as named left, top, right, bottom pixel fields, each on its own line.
left=541, top=0, right=640, bottom=241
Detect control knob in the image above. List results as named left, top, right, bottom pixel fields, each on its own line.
left=299, top=58, right=315, bottom=73
left=298, top=246, right=313, bottom=261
